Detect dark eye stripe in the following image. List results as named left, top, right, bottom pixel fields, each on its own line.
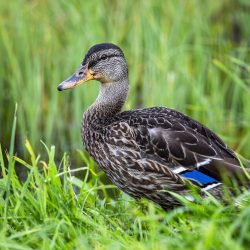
left=101, top=54, right=108, bottom=60
left=88, top=60, right=98, bottom=68
left=87, top=54, right=123, bottom=68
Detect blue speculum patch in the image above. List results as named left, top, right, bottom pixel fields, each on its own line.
left=180, top=170, right=219, bottom=186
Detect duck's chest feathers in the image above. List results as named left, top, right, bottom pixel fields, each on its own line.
left=81, top=115, right=140, bottom=191
left=81, top=121, right=103, bottom=156
left=81, top=114, right=113, bottom=167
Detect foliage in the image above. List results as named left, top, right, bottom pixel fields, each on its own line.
left=0, top=0, right=250, bottom=249
left=1, top=110, right=250, bottom=249
left=0, top=0, right=250, bottom=158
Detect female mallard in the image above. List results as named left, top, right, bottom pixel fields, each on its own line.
left=58, top=43, right=249, bottom=209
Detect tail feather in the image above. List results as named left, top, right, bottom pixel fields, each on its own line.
left=200, top=158, right=250, bottom=186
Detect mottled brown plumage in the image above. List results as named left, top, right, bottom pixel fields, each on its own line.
left=58, top=43, right=249, bottom=209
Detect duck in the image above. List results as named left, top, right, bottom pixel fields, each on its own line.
left=57, top=43, right=249, bottom=210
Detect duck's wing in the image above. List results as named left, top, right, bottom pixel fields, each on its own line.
left=103, top=134, right=189, bottom=209
left=103, top=142, right=188, bottom=193
left=109, top=107, right=248, bottom=184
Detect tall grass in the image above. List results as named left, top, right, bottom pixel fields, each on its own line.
left=0, top=0, right=250, bottom=159
left=0, top=110, right=250, bottom=249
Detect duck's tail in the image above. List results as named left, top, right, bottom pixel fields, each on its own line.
left=200, top=158, right=250, bottom=187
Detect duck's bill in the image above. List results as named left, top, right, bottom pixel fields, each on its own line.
left=57, top=65, right=94, bottom=91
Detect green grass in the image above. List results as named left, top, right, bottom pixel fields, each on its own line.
left=0, top=0, right=250, bottom=158
left=1, top=0, right=250, bottom=249
left=1, top=109, right=250, bottom=249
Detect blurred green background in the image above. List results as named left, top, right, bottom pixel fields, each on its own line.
left=0, top=0, right=250, bottom=161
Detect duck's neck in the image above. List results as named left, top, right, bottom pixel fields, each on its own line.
left=84, top=78, right=129, bottom=124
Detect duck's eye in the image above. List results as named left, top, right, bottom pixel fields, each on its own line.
left=88, top=60, right=98, bottom=68
left=88, top=55, right=109, bottom=69
left=101, top=55, right=108, bottom=60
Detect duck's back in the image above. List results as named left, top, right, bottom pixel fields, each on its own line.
left=101, top=107, right=248, bottom=185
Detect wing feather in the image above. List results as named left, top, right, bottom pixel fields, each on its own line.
left=104, top=107, right=248, bottom=184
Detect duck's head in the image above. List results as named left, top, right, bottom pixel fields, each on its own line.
left=57, top=43, right=128, bottom=91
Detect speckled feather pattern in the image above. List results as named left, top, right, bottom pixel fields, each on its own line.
left=81, top=105, right=246, bottom=209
